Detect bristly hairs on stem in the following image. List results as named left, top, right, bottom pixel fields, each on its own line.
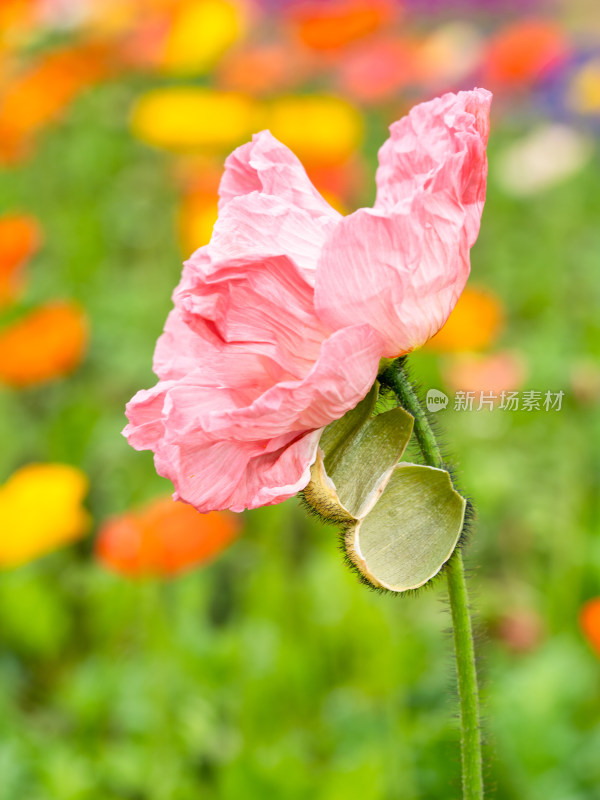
left=378, top=358, right=476, bottom=585
left=380, top=356, right=484, bottom=800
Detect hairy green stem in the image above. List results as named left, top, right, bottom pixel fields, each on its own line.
left=381, top=360, right=484, bottom=800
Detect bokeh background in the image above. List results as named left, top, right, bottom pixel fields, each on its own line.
left=1, top=1, right=600, bottom=798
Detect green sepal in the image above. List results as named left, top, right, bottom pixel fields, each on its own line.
left=345, top=464, right=467, bottom=592
left=303, top=383, right=414, bottom=520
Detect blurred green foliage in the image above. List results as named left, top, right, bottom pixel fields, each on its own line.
left=1, top=79, right=600, bottom=799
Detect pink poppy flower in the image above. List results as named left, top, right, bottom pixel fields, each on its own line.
left=124, top=89, right=491, bottom=513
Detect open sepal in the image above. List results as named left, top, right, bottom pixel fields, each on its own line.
left=345, top=463, right=467, bottom=592
left=303, top=383, right=414, bottom=521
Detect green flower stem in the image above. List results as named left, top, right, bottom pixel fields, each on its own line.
left=380, top=360, right=444, bottom=469
left=381, top=360, right=484, bottom=800
left=445, top=551, right=483, bottom=800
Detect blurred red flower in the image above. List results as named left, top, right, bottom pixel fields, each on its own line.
left=96, top=496, right=241, bottom=577
left=288, top=0, right=396, bottom=52
left=481, top=20, right=570, bottom=91
left=580, top=598, right=600, bottom=658
left=0, top=301, right=88, bottom=387
left=0, top=213, right=41, bottom=307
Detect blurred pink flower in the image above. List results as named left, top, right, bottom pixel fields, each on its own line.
left=125, top=89, right=491, bottom=513
left=443, top=350, right=527, bottom=397
left=336, top=34, right=420, bottom=104
left=495, top=608, right=544, bottom=654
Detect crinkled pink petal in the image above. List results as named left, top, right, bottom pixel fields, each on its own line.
left=209, top=192, right=339, bottom=285
left=315, top=88, right=491, bottom=357
left=176, top=219, right=331, bottom=378
left=217, top=428, right=323, bottom=512
left=154, top=308, right=284, bottom=399
left=315, top=199, right=470, bottom=357
left=125, top=320, right=381, bottom=466
left=168, top=429, right=323, bottom=513
left=159, top=438, right=261, bottom=513
left=375, top=88, right=491, bottom=244
left=218, top=130, right=340, bottom=225
left=124, top=383, right=174, bottom=450
left=125, top=388, right=323, bottom=512
left=199, top=323, right=384, bottom=440
left=124, top=321, right=383, bottom=511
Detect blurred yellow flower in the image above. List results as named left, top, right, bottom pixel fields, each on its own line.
left=0, top=464, right=90, bottom=569
left=266, top=95, right=363, bottom=166
left=160, top=0, right=245, bottom=75
left=569, top=59, right=600, bottom=115
left=131, top=87, right=263, bottom=151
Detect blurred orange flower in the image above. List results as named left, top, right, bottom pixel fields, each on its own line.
left=0, top=213, right=41, bottom=307
left=217, top=41, right=310, bottom=95
left=174, top=157, right=222, bottom=254
left=96, top=496, right=241, bottom=577
left=580, top=598, right=600, bottom=658
left=0, top=43, right=112, bottom=162
left=0, top=301, right=88, bottom=387
left=289, top=0, right=396, bottom=52
left=0, top=463, right=89, bottom=569
left=426, top=287, right=503, bottom=353
left=304, top=157, right=366, bottom=214
left=179, top=189, right=219, bottom=256
left=482, top=20, right=570, bottom=90
left=0, top=0, right=34, bottom=39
